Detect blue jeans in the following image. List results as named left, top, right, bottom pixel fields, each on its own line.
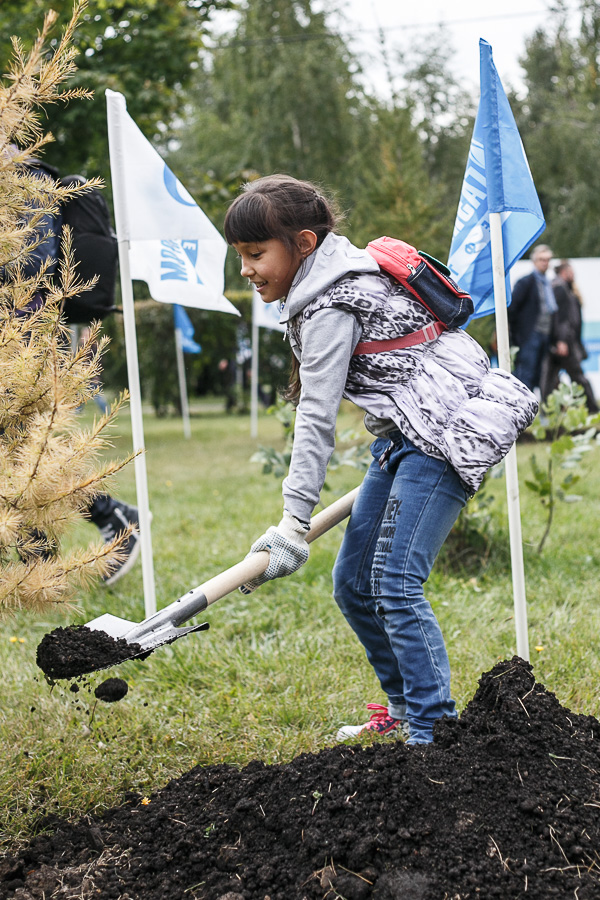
left=332, top=433, right=468, bottom=743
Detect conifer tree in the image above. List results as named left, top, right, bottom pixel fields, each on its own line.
left=0, top=2, right=132, bottom=614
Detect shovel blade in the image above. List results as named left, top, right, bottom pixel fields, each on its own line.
left=86, top=613, right=139, bottom=640
left=86, top=612, right=210, bottom=655
left=131, top=620, right=210, bottom=652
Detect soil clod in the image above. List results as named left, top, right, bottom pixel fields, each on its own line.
left=94, top=677, right=129, bottom=703
left=3, top=656, right=600, bottom=899
left=36, top=625, right=145, bottom=680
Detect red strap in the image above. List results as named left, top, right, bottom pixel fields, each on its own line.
left=352, top=320, right=445, bottom=356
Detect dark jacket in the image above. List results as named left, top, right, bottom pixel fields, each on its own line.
left=0, top=159, right=62, bottom=314
left=508, top=270, right=543, bottom=347
left=551, top=276, right=586, bottom=362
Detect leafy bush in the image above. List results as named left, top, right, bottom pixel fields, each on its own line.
left=526, top=382, right=600, bottom=553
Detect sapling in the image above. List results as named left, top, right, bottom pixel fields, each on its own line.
left=525, top=382, right=600, bottom=554
left=0, top=3, right=132, bottom=613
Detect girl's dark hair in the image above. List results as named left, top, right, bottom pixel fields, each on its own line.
left=224, top=174, right=339, bottom=251
left=225, top=175, right=340, bottom=407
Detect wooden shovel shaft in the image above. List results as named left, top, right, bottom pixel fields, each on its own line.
left=115, top=486, right=361, bottom=644
left=200, top=486, right=360, bottom=607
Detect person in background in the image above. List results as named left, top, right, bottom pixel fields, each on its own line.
left=508, top=244, right=556, bottom=392
left=7, top=151, right=140, bottom=585
left=541, top=260, right=599, bottom=413
left=77, top=325, right=110, bottom=415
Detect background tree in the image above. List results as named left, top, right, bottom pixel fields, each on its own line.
left=400, top=27, right=475, bottom=251
left=98, top=1, right=482, bottom=410
left=515, top=0, right=600, bottom=256
left=170, top=0, right=462, bottom=277
left=174, top=0, right=365, bottom=191
left=0, top=0, right=233, bottom=182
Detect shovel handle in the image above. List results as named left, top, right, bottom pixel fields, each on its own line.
left=120, top=486, right=361, bottom=640
left=200, top=486, right=360, bottom=607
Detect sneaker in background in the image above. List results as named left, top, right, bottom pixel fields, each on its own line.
left=336, top=703, right=410, bottom=741
left=98, top=501, right=141, bottom=586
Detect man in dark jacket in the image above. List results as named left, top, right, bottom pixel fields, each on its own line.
left=508, top=244, right=556, bottom=391
left=541, top=260, right=598, bottom=413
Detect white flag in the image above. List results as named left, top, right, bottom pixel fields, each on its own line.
left=252, top=290, right=286, bottom=333
left=106, top=89, right=238, bottom=315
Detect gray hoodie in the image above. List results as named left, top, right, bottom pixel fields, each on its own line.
left=279, top=233, right=538, bottom=523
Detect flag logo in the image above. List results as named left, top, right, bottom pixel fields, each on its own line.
left=163, top=166, right=197, bottom=208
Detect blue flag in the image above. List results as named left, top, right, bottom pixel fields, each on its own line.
left=447, top=39, right=546, bottom=320
left=173, top=304, right=202, bottom=354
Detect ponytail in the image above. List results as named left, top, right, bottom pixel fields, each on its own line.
left=282, top=354, right=301, bottom=406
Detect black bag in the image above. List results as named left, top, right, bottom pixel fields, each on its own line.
left=59, top=174, right=119, bottom=324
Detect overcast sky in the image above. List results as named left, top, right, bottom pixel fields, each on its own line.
left=338, top=0, right=561, bottom=98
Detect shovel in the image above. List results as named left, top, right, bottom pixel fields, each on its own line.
left=84, top=486, right=359, bottom=659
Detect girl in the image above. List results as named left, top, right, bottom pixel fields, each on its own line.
left=224, top=174, right=538, bottom=745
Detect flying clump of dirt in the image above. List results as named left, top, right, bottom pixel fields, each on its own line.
left=94, top=677, right=129, bottom=703
left=3, top=656, right=600, bottom=899
left=36, top=625, right=145, bottom=681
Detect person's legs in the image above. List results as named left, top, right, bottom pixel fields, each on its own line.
left=85, top=495, right=141, bottom=585
left=87, top=494, right=115, bottom=524
left=371, top=438, right=467, bottom=743
left=562, top=355, right=599, bottom=413
left=334, top=434, right=468, bottom=744
left=333, top=439, right=407, bottom=720
left=514, top=331, right=550, bottom=391
left=540, top=353, right=560, bottom=402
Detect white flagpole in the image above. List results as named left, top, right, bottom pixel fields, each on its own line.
left=107, top=92, right=156, bottom=617
left=174, top=324, right=192, bottom=439
left=489, top=212, right=529, bottom=661
left=250, top=312, right=259, bottom=439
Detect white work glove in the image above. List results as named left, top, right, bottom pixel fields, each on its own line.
left=239, top=511, right=310, bottom=595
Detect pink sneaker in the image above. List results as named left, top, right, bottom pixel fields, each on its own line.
left=336, top=703, right=409, bottom=741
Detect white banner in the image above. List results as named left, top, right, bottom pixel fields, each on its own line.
left=106, top=89, right=238, bottom=315
left=252, top=290, right=286, bottom=332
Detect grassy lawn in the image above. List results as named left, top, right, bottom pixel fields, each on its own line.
left=1, top=398, right=600, bottom=845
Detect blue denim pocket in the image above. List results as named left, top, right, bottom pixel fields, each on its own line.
left=371, top=431, right=405, bottom=472
left=369, top=437, right=389, bottom=462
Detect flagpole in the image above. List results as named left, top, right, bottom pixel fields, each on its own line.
left=250, top=308, right=259, bottom=439
left=107, top=91, right=157, bottom=617
left=174, top=321, right=192, bottom=439
left=489, top=212, right=529, bottom=661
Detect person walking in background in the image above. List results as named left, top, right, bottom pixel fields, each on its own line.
left=541, top=260, right=599, bottom=413
left=5, top=150, right=141, bottom=585
left=78, top=325, right=109, bottom=415
left=508, top=244, right=557, bottom=392
left=224, top=174, right=538, bottom=745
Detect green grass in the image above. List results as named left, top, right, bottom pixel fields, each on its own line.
left=2, top=399, right=600, bottom=845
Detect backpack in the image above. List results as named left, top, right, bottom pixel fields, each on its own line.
left=58, top=174, right=119, bottom=324
left=353, top=236, right=474, bottom=356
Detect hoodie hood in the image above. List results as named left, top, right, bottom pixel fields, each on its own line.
left=279, top=232, right=380, bottom=323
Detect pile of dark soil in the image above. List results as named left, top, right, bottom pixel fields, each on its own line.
left=2, top=657, right=600, bottom=900
left=36, top=626, right=145, bottom=681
